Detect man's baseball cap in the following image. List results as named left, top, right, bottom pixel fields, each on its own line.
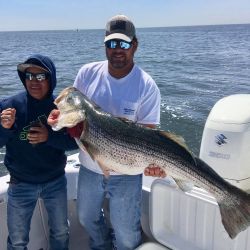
left=104, top=15, right=136, bottom=43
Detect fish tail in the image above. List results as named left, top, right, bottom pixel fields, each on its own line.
left=195, top=157, right=250, bottom=238
left=218, top=186, right=250, bottom=239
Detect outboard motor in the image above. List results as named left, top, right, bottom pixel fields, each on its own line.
left=200, top=94, right=250, bottom=191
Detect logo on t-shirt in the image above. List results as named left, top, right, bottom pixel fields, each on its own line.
left=123, top=108, right=135, bottom=116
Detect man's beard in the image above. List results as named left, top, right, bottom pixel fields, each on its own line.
left=108, top=54, right=128, bottom=69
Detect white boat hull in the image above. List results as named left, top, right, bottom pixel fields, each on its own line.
left=1, top=154, right=250, bottom=250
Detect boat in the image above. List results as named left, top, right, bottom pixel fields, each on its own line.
left=0, top=94, right=250, bottom=250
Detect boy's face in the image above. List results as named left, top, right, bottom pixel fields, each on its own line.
left=25, top=67, right=50, bottom=100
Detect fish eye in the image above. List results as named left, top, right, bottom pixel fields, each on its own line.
left=66, top=94, right=75, bottom=104
left=66, top=93, right=82, bottom=108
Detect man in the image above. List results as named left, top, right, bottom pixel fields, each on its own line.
left=0, top=54, right=77, bottom=250
left=71, top=15, right=166, bottom=250
left=48, top=14, right=166, bottom=250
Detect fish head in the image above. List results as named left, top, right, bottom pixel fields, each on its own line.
left=52, top=87, right=86, bottom=131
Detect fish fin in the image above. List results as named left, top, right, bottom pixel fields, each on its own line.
left=97, top=160, right=110, bottom=177
left=75, top=137, right=97, bottom=162
left=159, top=131, right=190, bottom=152
left=75, top=138, right=88, bottom=153
left=76, top=120, right=98, bottom=161
left=172, top=178, right=194, bottom=192
left=85, top=143, right=98, bottom=161
left=79, top=120, right=88, bottom=138
left=74, top=121, right=88, bottom=148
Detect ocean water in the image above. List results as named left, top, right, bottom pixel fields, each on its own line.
left=0, top=24, right=249, bottom=176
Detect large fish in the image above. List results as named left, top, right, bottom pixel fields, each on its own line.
left=53, top=86, right=250, bottom=239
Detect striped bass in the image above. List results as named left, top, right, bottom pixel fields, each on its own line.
left=52, top=86, right=250, bottom=239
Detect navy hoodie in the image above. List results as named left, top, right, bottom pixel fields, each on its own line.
left=0, top=54, right=77, bottom=183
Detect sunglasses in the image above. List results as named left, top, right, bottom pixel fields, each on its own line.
left=105, top=40, right=132, bottom=50
left=25, top=72, right=49, bottom=82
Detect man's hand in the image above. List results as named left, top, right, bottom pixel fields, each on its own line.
left=140, top=125, right=166, bottom=178
left=47, top=109, right=60, bottom=126
left=0, top=108, right=16, bottom=129
left=144, top=164, right=166, bottom=178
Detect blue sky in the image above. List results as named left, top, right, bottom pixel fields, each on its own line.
left=0, top=0, right=250, bottom=31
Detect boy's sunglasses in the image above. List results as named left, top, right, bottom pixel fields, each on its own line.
left=25, top=72, right=49, bottom=82
left=105, top=40, right=132, bottom=50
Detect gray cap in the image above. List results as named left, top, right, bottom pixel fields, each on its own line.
left=17, top=63, right=49, bottom=73
left=104, top=15, right=136, bottom=43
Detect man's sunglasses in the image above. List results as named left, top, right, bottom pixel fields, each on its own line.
left=105, top=40, right=132, bottom=50
left=25, top=72, right=49, bottom=82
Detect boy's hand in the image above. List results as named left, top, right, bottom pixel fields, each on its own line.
left=47, top=109, right=60, bottom=126
left=0, top=108, right=16, bottom=129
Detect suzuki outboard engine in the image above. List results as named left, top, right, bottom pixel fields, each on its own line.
left=200, top=94, right=250, bottom=191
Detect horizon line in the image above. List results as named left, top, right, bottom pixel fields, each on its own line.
left=0, top=22, right=249, bottom=33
